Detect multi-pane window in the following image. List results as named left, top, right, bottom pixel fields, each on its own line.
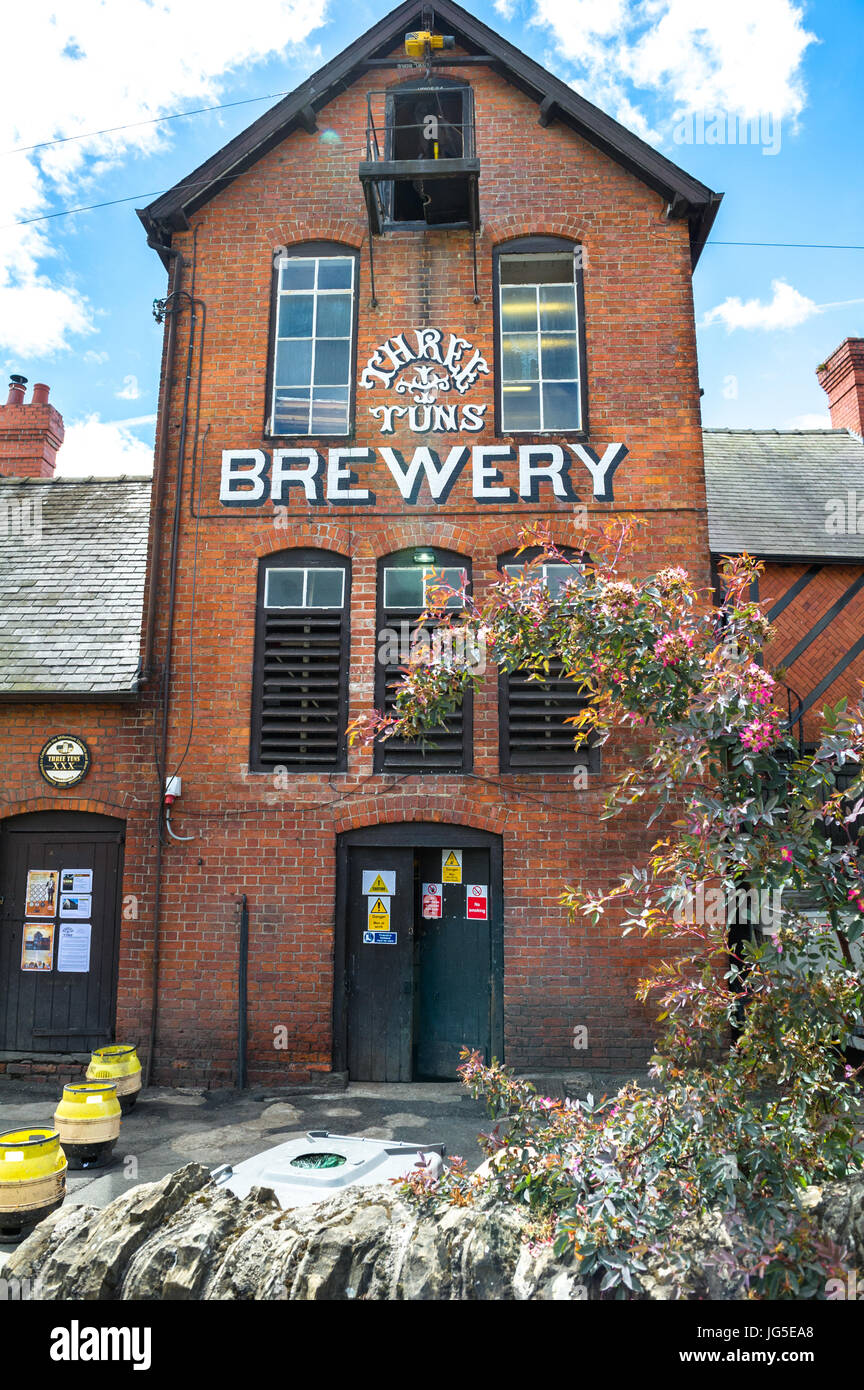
left=251, top=551, right=350, bottom=772
left=498, top=550, right=596, bottom=772
left=271, top=252, right=356, bottom=436
left=498, top=244, right=584, bottom=433
left=375, top=550, right=472, bottom=773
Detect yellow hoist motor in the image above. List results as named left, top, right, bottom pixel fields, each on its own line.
left=404, top=30, right=455, bottom=61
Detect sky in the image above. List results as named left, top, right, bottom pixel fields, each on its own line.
left=0, top=0, right=861, bottom=477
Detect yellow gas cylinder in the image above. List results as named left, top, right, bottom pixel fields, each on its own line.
left=86, top=1044, right=142, bottom=1114
left=53, top=1082, right=121, bottom=1170
left=0, top=1128, right=67, bottom=1244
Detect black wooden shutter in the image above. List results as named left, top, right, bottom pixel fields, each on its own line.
left=498, top=548, right=596, bottom=773
left=374, top=551, right=472, bottom=774
left=251, top=552, right=349, bottom=772
left=501, top=659, right=592, bottom=771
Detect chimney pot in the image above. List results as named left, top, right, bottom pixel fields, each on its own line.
left=6, top=374, right=27, bottom=406
left=817, top=337, right=864, bottom=437
left=0, top=375, right=64, bottom=477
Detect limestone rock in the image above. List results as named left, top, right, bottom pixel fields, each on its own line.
left=7, top=1163, right=864, bottom=1301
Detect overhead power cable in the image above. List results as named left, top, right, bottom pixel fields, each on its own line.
left=3, top=90, right=292, bottom=156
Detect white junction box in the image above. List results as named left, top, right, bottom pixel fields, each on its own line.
left=211, top=1129, right=445, bottom=1209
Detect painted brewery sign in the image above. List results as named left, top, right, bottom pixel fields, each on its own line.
left=220, top=323, right=628, bottom=507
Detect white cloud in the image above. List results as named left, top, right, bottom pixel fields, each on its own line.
left=56, top=413, right=154, bottom=477
left=702, top=280, right=864, bottom=333
left=701, top=279, right=818, bottom=332
left=785, top=413, right=832, bottom=429
left=527, top=0, right=816, bottom=138
left=0, top=0, right=330, bottom=361
left=115, top=373, right=141, bottom=400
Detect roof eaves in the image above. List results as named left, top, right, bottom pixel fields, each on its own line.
left=138, top=0, right=721, bottom=268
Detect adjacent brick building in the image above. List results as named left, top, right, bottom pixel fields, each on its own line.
left=1, top=0, right=861, bottom=1088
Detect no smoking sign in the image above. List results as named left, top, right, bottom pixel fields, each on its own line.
left=466, top=884, right=488, bottom=920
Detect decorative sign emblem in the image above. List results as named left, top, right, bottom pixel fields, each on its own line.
left=38, top=734, right=91, bottom=788
left=360, top=329, right=489, bottom=434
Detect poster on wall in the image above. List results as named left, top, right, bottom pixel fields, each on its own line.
left=60, top=869, right=92, bottom=895
left=21, top=922, right=55, bottom=971
left=60, top=894, right=92, bottom=920
left=24, top=869, right=59, bottom=918
left=57, top=922, right=91, bottom=973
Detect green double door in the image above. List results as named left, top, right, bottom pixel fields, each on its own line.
left=344, top=844, right=493, bottom=1081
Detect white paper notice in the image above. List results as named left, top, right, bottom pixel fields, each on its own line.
left=57, top=922, right=91, bottom=973
left=60, top=869, right=93, bottom=894
left=59, top=893, right=92, bottom=919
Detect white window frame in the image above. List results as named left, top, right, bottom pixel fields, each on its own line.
left=383, top=565, right=467, bottom=610
left=498, top=252, right=582, bottom=434
left=271, top=254, right=355, bottom=437
left=264, top=566, right=346, bottom=610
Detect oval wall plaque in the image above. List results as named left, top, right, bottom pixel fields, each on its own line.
left=38, top=735, right=91, bottom=788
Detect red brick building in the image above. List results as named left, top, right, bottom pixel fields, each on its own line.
left=1, top=0, right=861, bottom=1088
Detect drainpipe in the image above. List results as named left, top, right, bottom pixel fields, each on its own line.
left=142, top=234, right=183, bottom=681
left=237, top=894, right=249, bottom=1090
left=144, top=226, right=202, bottom=1088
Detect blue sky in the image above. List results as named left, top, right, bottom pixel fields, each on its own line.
left=0, top=0, right=861, bottom=474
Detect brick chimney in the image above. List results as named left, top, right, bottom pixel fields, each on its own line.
left=817, top=338, right=864, bottom=436
left=0, top=375, right=65, bottom=478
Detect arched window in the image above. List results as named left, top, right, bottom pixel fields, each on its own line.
left=267, top=242, right=359, bottom=438
left=375, top=547, right=472, bottom=773
left=494, top=237, right=587, bottom=436
left=250, top=549, right=351, bottom=772
left=497, top=546, right=597, bottom=773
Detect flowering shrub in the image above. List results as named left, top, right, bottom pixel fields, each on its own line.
left=358, top=522, right=864, bottom=1298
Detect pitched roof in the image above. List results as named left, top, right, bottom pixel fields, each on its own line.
left=0, top=476, right=151, bottom=698
left=138, top=0, right=721, bottom=267
left=703, top=428, right=864, bottom=562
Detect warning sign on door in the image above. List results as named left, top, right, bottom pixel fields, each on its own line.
left=466, top=884, right=488, bottom=920
left=367, top=897, right=391, bottom=932
left=363, top=931, right=397, bottom=945
left=422, top=883, right=442, bottom=918
left=362, top=869, right=395, bottom=896
left=442, top=849, right=462, bottom=883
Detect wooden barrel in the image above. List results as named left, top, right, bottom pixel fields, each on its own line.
left=53, top=1082, right=121, bottom=1170
left=0, top=1128, right=67, bottom=1244
left=86, top=1044, right=142, bottom=1114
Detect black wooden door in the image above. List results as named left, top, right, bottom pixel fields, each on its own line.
left=0, top=813, right=124, bottom=1051
left=345, top=846, right=415, bottom=1081
left=414, top=846, right=491, bottom=1079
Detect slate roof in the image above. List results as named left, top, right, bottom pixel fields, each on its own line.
left=0, top=476, right=151, bottom=697
left=703, top=428, right=864, bottom=562
left=138, top=0, right=721, bottom=267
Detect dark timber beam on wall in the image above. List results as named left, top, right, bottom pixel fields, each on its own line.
left=297, top=105, right=318, bottom=134
left=790, top=629, right=864, bottom=725
left=538, top=96, right=557, bottom=127
left=766, top=564, right=823, bottom=623
left=778, top=572, right=864, bottom=673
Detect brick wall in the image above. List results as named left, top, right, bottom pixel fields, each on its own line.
left=1, top=53, right=712, bottom=1084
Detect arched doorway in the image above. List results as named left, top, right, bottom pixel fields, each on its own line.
left=333, top=823, right=503, bottom=1081
left=0, top=811, right=125, bottom=1051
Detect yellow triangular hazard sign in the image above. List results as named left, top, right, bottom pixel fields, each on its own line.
left=368, top=874, right=390, bottom=894
left=369, top=898, right=388, bottom=916
left=443, top=852, right=460, bottom=869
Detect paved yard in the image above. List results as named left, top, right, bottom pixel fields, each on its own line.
left=0, top=1078, right=491, bottom=1217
